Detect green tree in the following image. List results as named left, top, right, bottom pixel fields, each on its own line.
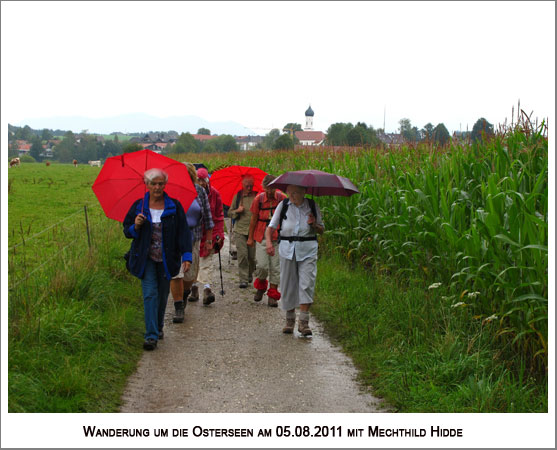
left=422, top=123, right=435, bottom=141
left=41, top=128, right=54, bottom=141
left=174, top=133, right=199, bottom=153
left=197, top=128, right=211, bottom=135
left=8, top=140, right=19, bottom=158
left=282, top=123, right=302, bottom=136
left=471, top=118, right=494, bottom=143
left=54, top=132, right=76, bottom=162
left=29, top=136, right=44, bottom=162
left=433, top=123, right=450, bottom=146
left=399, top=118, right=420, bottom=142
left=214, top=135, right=238, bottom=152
left=101, top=140, right=122, bottom=159
left=273, top=134, right=294, bottom=150
left=326, top=122, right=353, bottom=146
left=262, top=129, right=281, bottom=149
left=122, top=142, right=143, bottom=154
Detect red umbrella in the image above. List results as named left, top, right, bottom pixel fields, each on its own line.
left=268, top=169, right=359, bottom=197
left=92, top=150, right=198, bottom=222
left=209, top=165, right=268, bottom=206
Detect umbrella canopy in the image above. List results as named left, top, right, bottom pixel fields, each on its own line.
left=268, top=169, right=359, bottom=197
left=209, top=165, right=268, bottom=206
left=92, top=150, right=198, bottom=222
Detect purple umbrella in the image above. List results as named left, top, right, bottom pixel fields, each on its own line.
left=268, top=169, right=359, bottom=197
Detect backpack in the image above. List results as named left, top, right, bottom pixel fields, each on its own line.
left=257, top=192, right=282, bottom=224
left=278, top=197, right=318, bottom=241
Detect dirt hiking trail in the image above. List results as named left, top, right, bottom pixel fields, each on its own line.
left=120, top=236, right=386, bottom=413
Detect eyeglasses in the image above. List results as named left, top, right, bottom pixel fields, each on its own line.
left=149, top=181, right=166, bottom=186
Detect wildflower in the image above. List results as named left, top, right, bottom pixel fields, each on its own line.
left=428, top=282, right=442, bottom=290
left=483, top=314, right=498, bottom=325
left=451, top=302, right=466, bottom=308
left=467, top=291, right=481, bottom=299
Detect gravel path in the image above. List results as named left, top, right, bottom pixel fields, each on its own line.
left=120, top=236, right=386, bottom=413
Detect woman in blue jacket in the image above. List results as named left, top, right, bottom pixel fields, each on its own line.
left=123, top=168, right=193, bottom=350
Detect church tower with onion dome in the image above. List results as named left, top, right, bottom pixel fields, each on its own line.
left=304, top=105, right=314, bottom=131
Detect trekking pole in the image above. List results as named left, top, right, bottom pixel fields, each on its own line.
left=215, top=236, right=225, bottom=296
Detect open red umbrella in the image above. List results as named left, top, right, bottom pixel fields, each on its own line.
left=268, top=169, right=359, bottom=197
left=209, top=165, right=268, bottom=206
left=92, top=150, right=197, bottom=222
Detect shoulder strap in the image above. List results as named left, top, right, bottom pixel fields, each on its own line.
left=234, top=190, right=243, bottom=209
left=308, top=198, right=317, bottom=219
left=278, top=198, right=290, bottom=231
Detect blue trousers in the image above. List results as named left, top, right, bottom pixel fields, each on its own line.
left=141, top=258, right=170, bottom=340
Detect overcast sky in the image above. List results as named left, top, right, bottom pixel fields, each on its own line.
left=1, top=1, right=555, bottom=135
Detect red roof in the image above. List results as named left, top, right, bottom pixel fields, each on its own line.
left=295, top=131, right=326, bottom=142
left=192, top=134, right=218, bottom=142
left=15, top=141, right=31, bottom=150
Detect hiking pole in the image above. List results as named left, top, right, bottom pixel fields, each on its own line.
left=214, top=236, right=225, bottom=296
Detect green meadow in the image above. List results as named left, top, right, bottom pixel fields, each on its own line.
left=7, top=117, right=548, bottom=412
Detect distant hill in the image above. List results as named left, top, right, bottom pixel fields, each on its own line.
left=14, top=113, right=256, bottom=136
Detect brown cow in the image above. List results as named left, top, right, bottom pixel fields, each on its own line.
left=9, top=157, right=20, bottom=167
left=73, top=159, right=78, bottom=167
left=46, top=161, right=51, bottom=166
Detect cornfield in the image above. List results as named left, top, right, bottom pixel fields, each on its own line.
left=175, top=113, right=548, bottom=374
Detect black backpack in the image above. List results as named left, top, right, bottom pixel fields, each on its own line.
left=278, top=197, right=318, bottom=242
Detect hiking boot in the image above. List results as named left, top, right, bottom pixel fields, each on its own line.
left=173, top=300, right=185, bottom=323
left=143, top=338, right=157, bottom=350
left=267, top=297, right=278, bottom=307
left=282, top=318, right=295, bottom=334
left=254, top=289, right=265, bottom=302
left=239, top=282, right=248, bottom=289
left=298, top=320, right=313, bottom=336
left=230, top=250, right=238, bottom=260
left=202, top=288, right=215, bottom=306
left=187, top=285, right=199, bottom=302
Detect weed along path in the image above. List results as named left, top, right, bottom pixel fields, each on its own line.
left=120, top=236, right=385, bottom=413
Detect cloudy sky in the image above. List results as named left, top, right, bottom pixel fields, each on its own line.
left=1, top=2, right=554, bottom=135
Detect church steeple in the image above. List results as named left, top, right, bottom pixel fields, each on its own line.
left=304, top=105, right=314, bottom=130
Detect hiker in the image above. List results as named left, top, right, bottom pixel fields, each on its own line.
left=265, top=184, right=324, bottom=336
left=227, top=176, right=257, bottom=288
left=195, top=167, right=225, bottom=305
left=247, top=174, right=286, bottom=307
left=170, top=163, right=214, bottom=323
left=223, top=207, right=237, bottom=260
left=123, top=168, right=192, bottom=350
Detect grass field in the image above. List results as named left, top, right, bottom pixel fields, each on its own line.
left=7, top=116, right=548, bottom=412
left=8, top=163, right=144, bottom=412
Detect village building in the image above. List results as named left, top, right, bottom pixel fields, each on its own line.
left=294, top=105, right=326, bottom=146
left=235, top=135, right=263, bottom=151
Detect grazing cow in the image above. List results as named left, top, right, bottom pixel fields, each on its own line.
left=88, top=160, right=101, bottom=167
left=9, top=157, right=20, bottom=167
left=73, top=159, right=78, bottom=167
left=45, top=161, right=51, bottom=166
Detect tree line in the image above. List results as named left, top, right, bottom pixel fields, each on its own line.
left=8, top=117, right=495, bottom=163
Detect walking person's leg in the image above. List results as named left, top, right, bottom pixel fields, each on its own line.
left=184, top=240, right=201, bottom=301
left=247, top=242, right=256, bottom=283
left=197, top=251, right=216, bottom=305
left=253, top=240, right=269, bottom=301
left=297, top=256, right=317, bottom=336
left=266, top=239, right=282, bottom=307
left=140, top=258, right=159, bottom=349
left=235, top=232, right=249, bottom=287
left=156, top=262, right=170, bottom=339
left=279, top=256, right=300, bottom=333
